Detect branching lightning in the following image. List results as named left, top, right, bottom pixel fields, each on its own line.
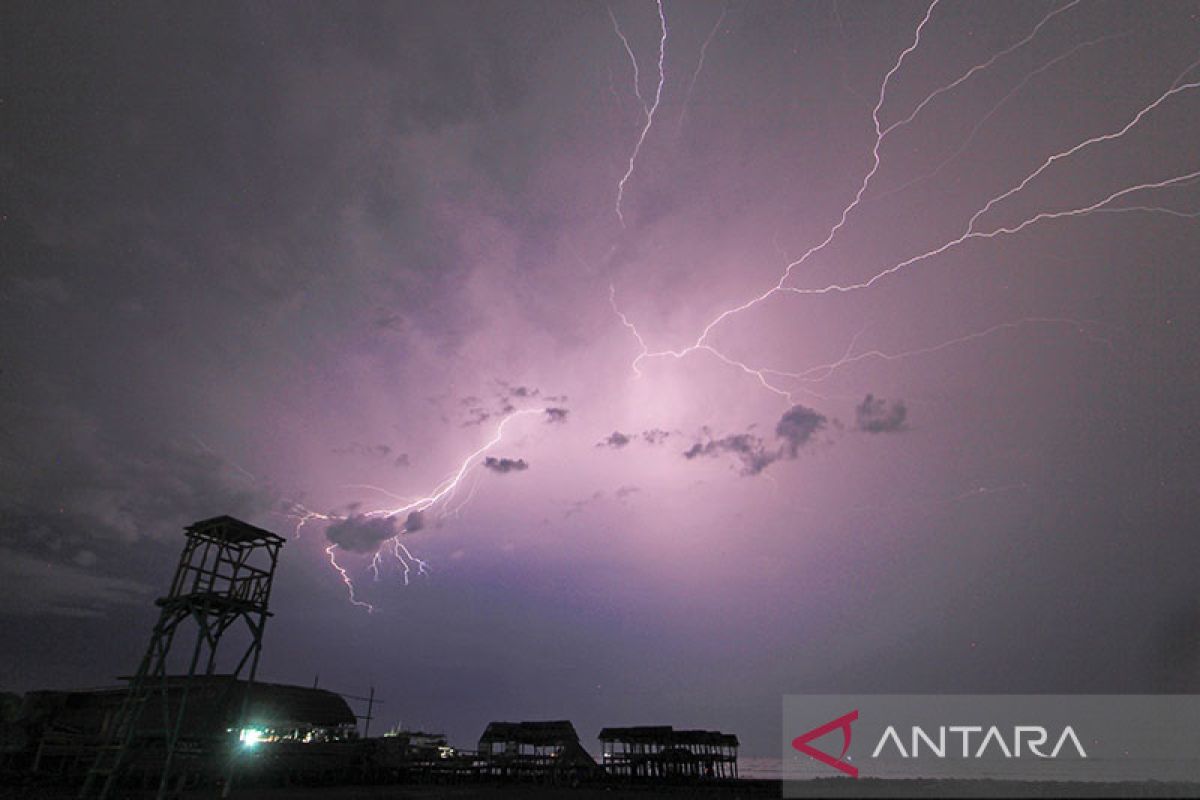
left=964, top=79, right=1200, bottom=235
left=616, top=0, right=940, bottom=377
left=294, top=408, right=546, bottom=611
left=612, top=0, right=667, bottom=226
left=286, top=4, right=1195, bottom=615
left=878, top=29, right=1135, bottom=202
left=327, top=544, right=376, bottom=613
left=878, top=0, right=1083, bottom=139
left=610, top=1, right=1199, bottom=414
left=768, top=317, right=1113, bottom=386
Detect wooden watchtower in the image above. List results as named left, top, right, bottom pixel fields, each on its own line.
left=80, top=516, right=284, bottom=800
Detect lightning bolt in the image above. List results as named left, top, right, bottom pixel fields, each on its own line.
left=677, top=4, right=727, bottom=133
left=879, top=0, right=1083, bottom=139
left=613, top=6, right=1197, bottom=399
left=608, top=6, right=646, bottom=112
left=282, top=5, right=1194, bottom=615
left=783, top=170, right=1200, bottom=297
left=965, top=78, right=1200, bottom=234
left=392, top=539, right=430, bottom=586
left=327, top=544, right=376, bottom=614
left=877, top=29, right=1135, bottom=202
left=768, top=317, right=1112, bottom=387
left=618, top=0, right=940, bottom=377
left=612, top=0, right=667, bottom=227
left=297, top=408, right=546, bottom=611
left=1095, top=205, right=1200, bottom=220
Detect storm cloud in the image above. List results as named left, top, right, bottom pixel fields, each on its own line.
left=641, top=429, right=671, bottom=445
left=775, top=405, right=827, bottom=455
left=597, top=431, right=632, bottom=448
left=483, top=456, right=529, bottom=474
left=325, top=515, right=401, bottom=554
left=856, top=394, right=908, bottom=433
left=403, top=510, right=425, bottom=534
left=685, top=405, right=827, bottom=475
left=2, top=0, right=1197, bottom=766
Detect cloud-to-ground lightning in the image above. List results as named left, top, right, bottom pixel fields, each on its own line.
left=612, top=0, right=667, bottom=227
left=300, top=408, right=547, bottom=611
left=327, top=544, right=376, bottom=613
left=392, top=539, right=430, bottom=587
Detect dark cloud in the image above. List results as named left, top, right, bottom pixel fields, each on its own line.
left=463, top=407, right=492, bottom=427
left=641, top=429, right=670, bottom=445
left=0, top=546, right=153, bottom=619
left=776, top=405, right=827, bottom=456
left=324, top=514, right=400, bottom=554
left=483, top=456, right=528, bottom=474
left=461, top=384, right=565, bottom=427
left=597, top=431, right=632, bottom=448
left=403, top=510, right=425, bottom=534
left=684, top=432, right=777, bottom=475
left=615, top=485, right=640, bottom=499
left=856, top=394, right=908, bottom=433
left=598, top=429, right=670, bottom=449
left=394, top=453, right=410, bottom=468
left=496, top=380, right=540, bottom=401
left=684, top=406, right=827, bottom=475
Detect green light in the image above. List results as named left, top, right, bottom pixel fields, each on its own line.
left=239, top=727, right=265, bottom=747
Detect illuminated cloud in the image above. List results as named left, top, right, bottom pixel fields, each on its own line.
left=403, top=510, right=425, bottom=533
left=325, top=515, right=400, bottom=554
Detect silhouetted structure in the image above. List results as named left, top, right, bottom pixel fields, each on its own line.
left=477, top=720, right=597, bottom=783
left=80, top=516, right=284, bottom=800
left=25, top=677, right=354, bottom=781
left=599, top=726, right=739, bottom=780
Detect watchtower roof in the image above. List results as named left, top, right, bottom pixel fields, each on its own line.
left=185, top=515, right=285, bottom=545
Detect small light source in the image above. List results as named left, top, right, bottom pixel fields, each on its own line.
left=239, top=727, right=264, bottom=747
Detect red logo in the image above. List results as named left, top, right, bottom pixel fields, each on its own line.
left=792, top=709, right=859, bottom=778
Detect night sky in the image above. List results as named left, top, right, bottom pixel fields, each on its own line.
left=2, top=1, right=1198, bottom=758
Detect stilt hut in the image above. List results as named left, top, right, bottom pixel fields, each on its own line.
left=598, top=726, right=738, bottom=780
left=477, top=720, right=597, bottom=783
